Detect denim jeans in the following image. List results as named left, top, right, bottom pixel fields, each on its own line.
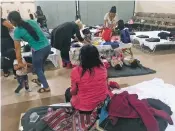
left=15, top=75, right=29, bottom=93
left=32, top=45, right=51, bottom=88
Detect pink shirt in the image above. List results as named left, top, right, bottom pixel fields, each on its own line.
left=70, top=66, right=109, bottom=111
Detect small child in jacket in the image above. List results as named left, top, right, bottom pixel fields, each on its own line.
left=13, top=58, right=32, bottom=95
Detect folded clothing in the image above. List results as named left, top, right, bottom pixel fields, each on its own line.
left=158, top=32, right=171, bottom=40
left=137, top=35, right=149, bottom=38
left=146, top=38, right=160, bottom=42
left=102, top=42, right=120, bottom=49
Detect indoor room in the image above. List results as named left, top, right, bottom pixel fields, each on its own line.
left=1, top=0, right=175, bottom=131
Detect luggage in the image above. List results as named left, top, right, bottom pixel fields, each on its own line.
left=120, top=28, right=131, bottom=43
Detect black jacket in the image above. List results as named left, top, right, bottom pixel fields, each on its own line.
left=51, top=22, right=84, bottom=50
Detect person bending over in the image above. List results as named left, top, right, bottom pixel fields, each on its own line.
left=65, top=44, right=111, bottom=112
left=104, top=6, right=118, bottom=30
left=51, top=19, right=88, bottom=68
left=8, top=11, right=51, bottom=93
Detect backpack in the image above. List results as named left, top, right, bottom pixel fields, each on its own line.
left=120, top=28, right=131, bottom=43
left=102, top=28, right=112, bottom=42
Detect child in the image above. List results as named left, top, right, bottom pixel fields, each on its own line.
left=13, top=58, right=32, bottom=95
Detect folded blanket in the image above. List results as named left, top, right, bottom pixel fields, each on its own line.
left=130, top=32, right=136, bottom=35
left=146, top=38, right=160, bottom=42
left=137, top=35, right=149, bottom=38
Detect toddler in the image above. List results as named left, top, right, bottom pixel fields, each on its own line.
left=13, top=58, right=32, bottom=95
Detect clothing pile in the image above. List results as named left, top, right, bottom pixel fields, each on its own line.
left=158, top=31, right=175, bottom=41
left=99, top=91, right=174, bottom=131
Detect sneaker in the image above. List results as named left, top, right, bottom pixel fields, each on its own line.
left=26, top=89, right=32, bottom=92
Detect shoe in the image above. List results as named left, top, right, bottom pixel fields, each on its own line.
left=15, top=92, right=20, bottom=96
left=26, top=89, right=32, bottom=92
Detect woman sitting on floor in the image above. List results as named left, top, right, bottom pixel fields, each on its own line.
left=65, top=44, right=112, bottom=112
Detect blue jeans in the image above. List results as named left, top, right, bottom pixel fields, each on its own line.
left=15, top=75, right=29, bottom=93
left=32, top=45, right=51, bottom=88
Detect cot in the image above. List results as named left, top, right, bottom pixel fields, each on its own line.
left=131, top=31, right=175, bottom=52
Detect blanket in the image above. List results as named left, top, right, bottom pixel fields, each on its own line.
left=108, top=64, right=156, bottom=78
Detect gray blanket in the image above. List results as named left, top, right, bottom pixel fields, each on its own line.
left=108, top=65, right=156, bottom=78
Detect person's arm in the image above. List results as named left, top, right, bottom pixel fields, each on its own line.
left=70, top=68, right=78, bottom=95
left=104, top=13, right=109, bottom=28
left=2, top=20, right=14, bottom=30
left=113, top=15, right=118, bottom=29
left=75, top=26, right=84, bottom=42
left=14, top=41, right=23, bottom=64
left=13, top=29, right=24, bottom=66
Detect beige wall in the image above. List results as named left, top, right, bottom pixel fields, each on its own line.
left=135, top=1, right=175, bottom=14
left=1, top=0, right=35, bottom=19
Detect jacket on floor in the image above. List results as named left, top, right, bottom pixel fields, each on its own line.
left=51, top=22, right=84, bottom=50
left=108, top=91, right=173, bottom=131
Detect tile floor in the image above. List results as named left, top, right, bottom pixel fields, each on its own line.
left=1, top=48, right=175, bottom=131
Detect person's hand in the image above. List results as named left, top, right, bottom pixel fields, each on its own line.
left=18, top=62, right=26, bottom=68
left=74, top=37, right=79, bottom=41
left=83, top=40, right=90, bottom=44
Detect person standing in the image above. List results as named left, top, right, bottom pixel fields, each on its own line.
left=104, top=6, right=118, bottom=30
left=8, top=11, right=51, bottom=93
left=1, top=7, right=16, bottom=77
left=35, top=6, right=47, bottom=28
left=51, top=19, right=88, bottom=68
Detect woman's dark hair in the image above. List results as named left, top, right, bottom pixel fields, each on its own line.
left=79, top=44, right=103, bottom=77
left=29, top=14, right=34, bottom=20
left=118, top=19, right=125, bottom=30
left=8, top=11, right=39, bottom=41
left=110, top=6, right=116, bottom=13
left=36, top=6, right=43, bottom=16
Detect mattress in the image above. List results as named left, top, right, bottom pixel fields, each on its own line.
left=112, top=78, right=175, bottom=131
left=131, top=31, right=175, bottom=50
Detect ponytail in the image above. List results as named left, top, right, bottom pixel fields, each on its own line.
left=18, top=21, right=39, bottom=41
